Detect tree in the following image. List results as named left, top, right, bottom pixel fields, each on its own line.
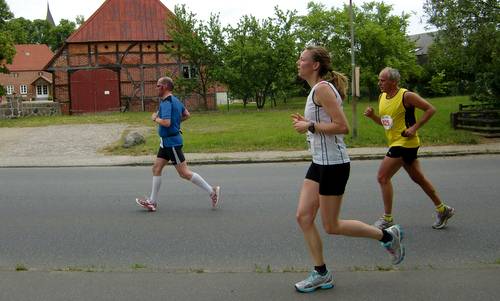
left=0, top=0, right=13, bottom=27
left=75, top=15, right=85, bottom=27
left=4, top=17, right=31, bottom=44
left=30, top=19, right=52, bottom=45
left=223, top=8, right=299, bottom=109
left=424, top=0, right=500, bottom=103
left=164, top=5, right=224, bottom=109
left=297, top=2, right=351, bottom=73
left=5, top=17, right=77, bottom=51
left=0, top=0, right=15, bottom=96
left=266, top=8, right=301, bottom=106
left=48, top=19, right=76, bottom=51
left=223, top=15, right=264, bottom=106
left=354, top=2, right=421, bottom=100
left=297, top=1, right=420, bottom=100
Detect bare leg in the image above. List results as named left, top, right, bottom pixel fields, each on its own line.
left=152, top=157, right=168, bottom=176
left=319, top=195, right=382, bottom=240
left=377, top=156, right=404, bottom=215
left=403, top=159, right=442, bottom=206
left=296, top=179, right=324, bottom=266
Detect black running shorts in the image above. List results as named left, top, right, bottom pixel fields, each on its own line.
left=157, top=145, right=185, bottom=165
left=305, top=162, right=350, bottom=196
left=386, top=146, right=419, bottom=164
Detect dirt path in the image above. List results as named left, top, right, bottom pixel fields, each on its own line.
left=0, top=124, right=143, bottom=157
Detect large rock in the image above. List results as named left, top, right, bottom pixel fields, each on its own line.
left=123, top=131, right=145, bottom=148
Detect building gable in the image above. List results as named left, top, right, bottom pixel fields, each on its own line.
left=66, top=0, right=175, bottom=43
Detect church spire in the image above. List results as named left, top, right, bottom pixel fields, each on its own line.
left=46, top=2, right=55, bottom=27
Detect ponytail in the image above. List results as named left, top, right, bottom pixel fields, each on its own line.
left=329, top=70, right=348, bottom=100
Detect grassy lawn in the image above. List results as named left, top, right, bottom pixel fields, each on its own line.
left=0, top=95, right=479, bottom=155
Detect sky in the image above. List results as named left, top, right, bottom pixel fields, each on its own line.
left=5, top=0, right=434, bottom=35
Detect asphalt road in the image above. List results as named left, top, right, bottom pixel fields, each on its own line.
left=1, top=155, right=499, bottom=300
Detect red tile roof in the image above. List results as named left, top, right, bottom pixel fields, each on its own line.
left=7, top=44, right=54, bottom=71
left=66, top=0, right=175, bottom=43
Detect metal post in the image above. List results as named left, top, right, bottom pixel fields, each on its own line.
left=349, top=0, right=358, bottom=138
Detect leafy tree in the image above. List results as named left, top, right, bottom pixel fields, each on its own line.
left=266, top=8, right=301, bottom=106
left=3, top=17, right=31, bottom=43
left=48, top=19, right=76, bottom=50
left=355, top=2, right=421, bottom=99
left=223, top=8, right=298, bottom=108
left=30, top=19, right=52, bottom=45
left=75, top=15, right=85, bottom=27
left=298, top=1, right=420, bottom=100
left=164, top=5, right=224, bottom=109
left=223, top=15, right=264, bottom=106
left=424, top=0, right=500, bottom=103
left=0, top=0, right=13, bottom=27
left=297, top=2, right=351, bottom=73
left=5, top=17, right=77, bottom=51
left=0, top=0, right=15, bottom=96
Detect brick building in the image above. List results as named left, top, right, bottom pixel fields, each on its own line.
left=0, top=44, right=54, bottom=103
left=45, top=0, right=218, bottom=114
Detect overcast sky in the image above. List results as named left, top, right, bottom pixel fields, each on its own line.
left=6, top=0, right=433, bottom=35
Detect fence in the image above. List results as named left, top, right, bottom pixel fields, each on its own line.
left=450, top=103, right=500, bottom=137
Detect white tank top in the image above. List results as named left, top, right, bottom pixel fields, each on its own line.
left=304, top=81, right=350, bottom=165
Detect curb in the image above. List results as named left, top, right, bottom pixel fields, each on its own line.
left=1, top=150, right=498, bottom=168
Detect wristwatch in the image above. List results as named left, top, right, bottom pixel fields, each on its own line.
left=308, top=122, right=316, bottom=133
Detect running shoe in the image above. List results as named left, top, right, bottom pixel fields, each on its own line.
left=382, top=224, right=405, bottom=265
left=373, top=217, right=394, bottom=230
left=135, top=197, right=157, bottom=212
left=294, top=270, right=334, bottom=293
left=432, top=205, right=455, bottom=229
left=210, top=186, right=221, bottom=209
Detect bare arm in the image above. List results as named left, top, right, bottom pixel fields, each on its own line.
left=292, top=84, right=349, bottom=135
left=181, top=108, right=190, bottom=121
left=151, top=112, right=171, bottom=127
left=363, top=106, right=383, bottom=126
left=402, top=92, right=436, bottom=137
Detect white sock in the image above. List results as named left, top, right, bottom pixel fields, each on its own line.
left=149, top=176, right=161, bottom=203
left=190, top=173, right=213, bottom=194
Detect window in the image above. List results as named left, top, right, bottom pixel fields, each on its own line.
left=182, top=65, right=198, bottom=79
left=182, top=66, right=190, bottom=78
left=20, top=85, right=28, bottom=94
left=37, top=85, right=49, bottom=96
left=6, top=85, right=14, bottom=95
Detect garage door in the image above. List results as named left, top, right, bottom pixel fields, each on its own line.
left=70, top=69, right=120, bottom=113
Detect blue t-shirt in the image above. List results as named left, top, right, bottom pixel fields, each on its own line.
left=157, top=95, right=184, bottom=147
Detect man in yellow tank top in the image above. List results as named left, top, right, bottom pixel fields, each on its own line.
left=364, top=67, right=455, bottom=230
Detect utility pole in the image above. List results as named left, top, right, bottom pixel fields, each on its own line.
left=349, top=0, right=358, bottom=139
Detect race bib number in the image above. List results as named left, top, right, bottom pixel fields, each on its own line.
left=381, top=115, right=393, bottom=130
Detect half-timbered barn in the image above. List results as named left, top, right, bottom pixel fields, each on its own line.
left=45, top=0, right=216, bottom=114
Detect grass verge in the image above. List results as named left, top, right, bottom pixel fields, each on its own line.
left=1, top=96, right=479, bottom=155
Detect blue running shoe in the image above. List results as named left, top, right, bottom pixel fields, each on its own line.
left=294, top=270, right=334, bottom=293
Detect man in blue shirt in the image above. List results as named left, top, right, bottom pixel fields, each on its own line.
left=136, top=77, right=220, bottom=212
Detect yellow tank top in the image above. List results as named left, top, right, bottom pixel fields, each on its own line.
left=378, top=88, right=420, bottom=148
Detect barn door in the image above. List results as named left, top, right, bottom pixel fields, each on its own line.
left=70, top=69, right=120, bottom=113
